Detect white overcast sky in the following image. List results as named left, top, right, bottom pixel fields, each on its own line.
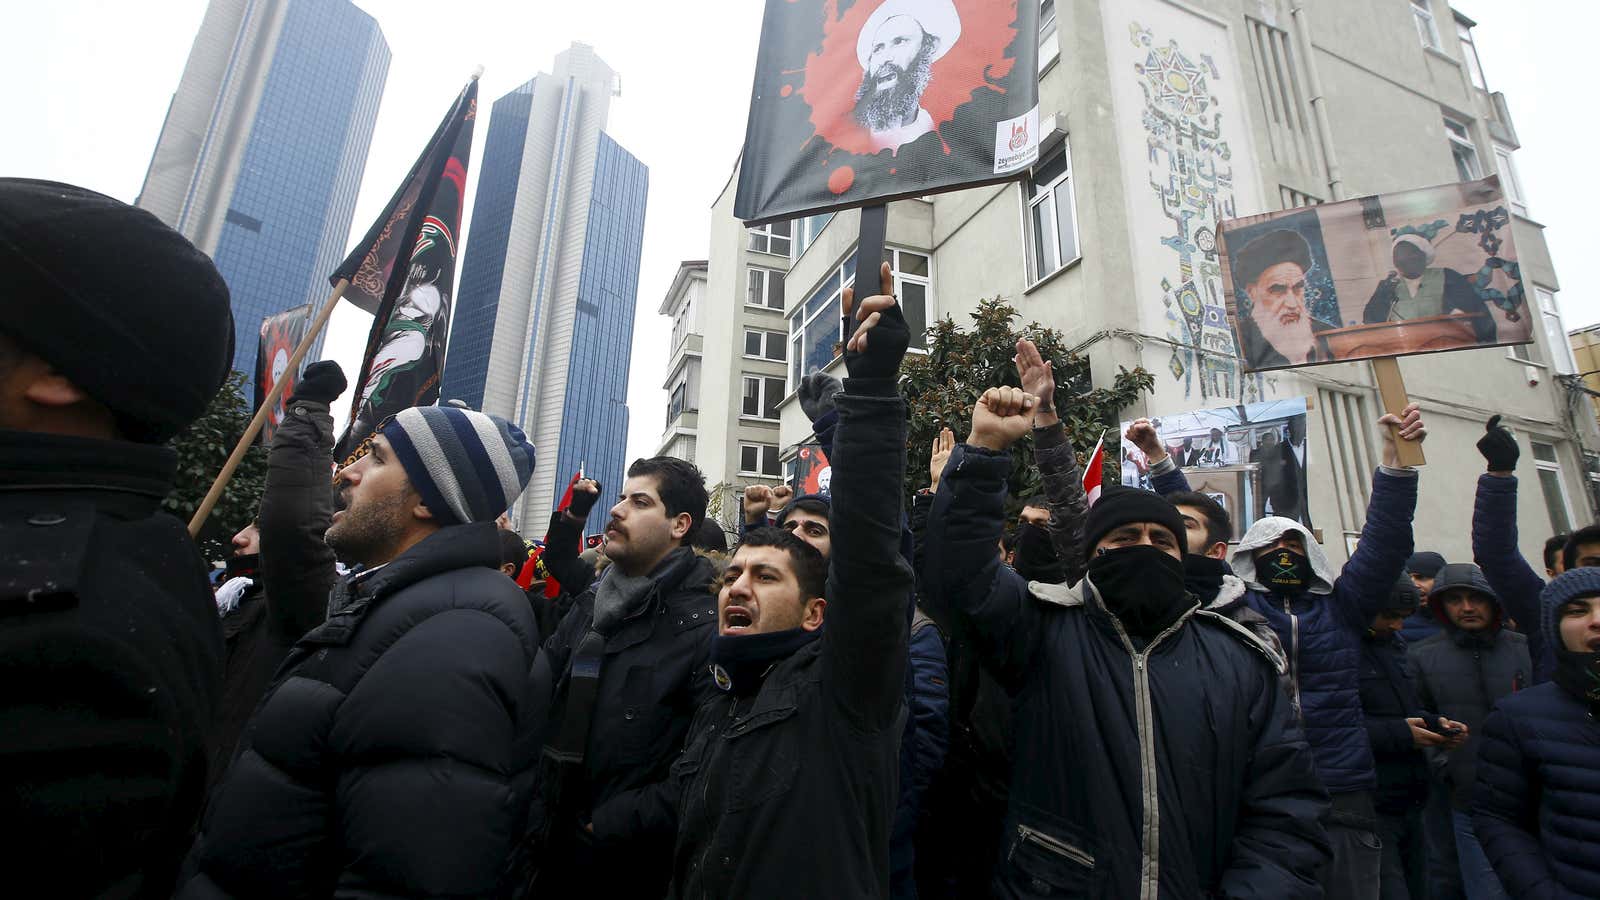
left=3, top=0, right=1595, bottom=465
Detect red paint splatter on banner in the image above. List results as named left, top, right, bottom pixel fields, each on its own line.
left=799, top=0, right=1019, bottom=157
left=828, top=166, right=855, bottom=194
left=781, top=84, right=794, bottom=97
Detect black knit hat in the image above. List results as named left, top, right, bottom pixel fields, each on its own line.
left=0, top=178, right=235, bottom=443
left=1083, top=486, right=1188, bottom=561
left=1234, top=228, right=1313, bottom=289
left=1405, top=551, right=1447, bottom=578
left=1385, top=574, right=1421, bottom=615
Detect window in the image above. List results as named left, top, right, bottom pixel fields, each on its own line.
left=791, top=213, right=834, bottom=261
left=1537, top=287, right=1576, bottom=375
left=1532, top=441, right=1574, bottom=534
left=1024, top=145, right=1080, bottom=282
left=1412, top=0, right=1440, bottom=50
left=883, top=247, right=932, bottom=351
left=1508, top=340, right=1534, bottom=364
left=743, top=328, right=787, bottom=361
left=740, top=443, right=782, bottom=477
left=1039, top=0, right=1059, bottom=70
left=789, top=264, right=850, bottom=388
left=742, top=375, right=786, bottom=420
left=1248, top=19, right=1326, bottom=177
left=1444, top=118, right=1480, bottom=181
left=1279, top=186, right=1323, bottom=210
left=670, top=297, right=693, bottom=351
left=667, top=379, right=689, bottom=426
left=1457, top=18, right=1486, bottom=90
left=748, top=221, right=792, bottom=256
left=1493, top=144, right=1528, bottom=218
left=746, top=266, right=786, bottom=311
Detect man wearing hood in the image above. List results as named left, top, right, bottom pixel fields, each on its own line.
left=1359, top=575, right=1468, bottom=900
left=1400, top=551, right=1448, bottom=644
left=1472, top=568, right=1600, bottom=899
left=668, top=262, right=914, bottom=898
left=1408, top=563, right=1530, bottom=900
left=921, top=386, right=1330, bottom=898
left=1228, top=402, right=1427, bottom=900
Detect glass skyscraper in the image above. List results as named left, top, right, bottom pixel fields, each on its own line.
left=440, top=45, right=649, bottom=532
left=138, top=0, right=389, bottom=378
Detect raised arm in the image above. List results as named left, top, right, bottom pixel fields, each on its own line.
left=543, top=479, right=600, bottom=595
left=1017, top=338, right=1087, bottom=584
left=1472, top=417, right=1551, bottom=679
left=258, top=361, right=344, bottom=639
left=1126, top=418, right=1192, bottom=495
left=1331, top=405, right=1424, bottom=631
left=821, top=262, right=914, bottom=732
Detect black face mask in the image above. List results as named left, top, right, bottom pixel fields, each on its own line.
left=1182, top=554, right=1230, bottom=605
left=225, top=552, right=261, bottom=580
left=709, top=627, right=821, bottom=697
left=1554, top=648, right=1600, bottom=711
left=1088, top=545, right=1192, bottom=639
left=1013, top=523, right=1066, bottom=583
left=1259, top=547, right=1310, bottom=594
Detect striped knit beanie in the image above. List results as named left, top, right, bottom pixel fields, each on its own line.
left=380, top=406, right=535, bottom=527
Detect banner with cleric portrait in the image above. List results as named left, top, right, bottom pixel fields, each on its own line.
left=1219, top=176, right=1531, bottom=372
left=254, top=304, right=312, bottom=445
left=735, top=0, right=1040, bottom=223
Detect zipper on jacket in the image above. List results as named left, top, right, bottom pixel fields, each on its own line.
left=694, top=701, right=740, bottom=891
left=1282, top=597, right=1303, bottom=714
left=1014, top=823, right=1094, bottom=868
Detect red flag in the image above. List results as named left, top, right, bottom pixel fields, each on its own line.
left=1083, top=436, right=1106, bottom=508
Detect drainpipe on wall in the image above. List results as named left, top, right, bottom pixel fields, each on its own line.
left=1290, top=2, right=1344, bottom=201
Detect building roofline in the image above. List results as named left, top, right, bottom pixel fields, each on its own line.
left=659, top=259, right=708, bottom=314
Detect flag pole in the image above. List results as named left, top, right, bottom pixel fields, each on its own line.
left=188, top=278, right=350, bottom=537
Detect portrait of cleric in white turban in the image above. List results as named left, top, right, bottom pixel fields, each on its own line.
left=853, top=0, right=961, bottom=151
left=1222, top=177, right=1530, bottom=372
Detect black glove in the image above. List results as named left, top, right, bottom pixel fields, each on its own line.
left=798, top=374, right=843, bottom=424
left=1476, top=414, right=1519, bottom=473
left=289, top=360, right=348, bottom=405
left=567, top=481, right=602, bottom=520
left=843, top=293, right=910, bottom=381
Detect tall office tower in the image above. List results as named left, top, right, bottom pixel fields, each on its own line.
left=441, top=44, right=649, bottom=533
left=137, top=0, right=389, bottom=377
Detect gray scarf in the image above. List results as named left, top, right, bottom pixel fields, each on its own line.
left=594, top=547, right=688, bottom=633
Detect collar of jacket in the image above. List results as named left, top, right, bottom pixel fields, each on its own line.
left=305, top=522, right=502, bottom=646
left=0, top=428, right=176, bottom=509
left=1447, top=621, right=1502, bottom=649
left=1031, top=577, right=1282, bottom=669
left=598, top=547, right=715, bottom=654
left=1204, top=573, right=1249, bottom=612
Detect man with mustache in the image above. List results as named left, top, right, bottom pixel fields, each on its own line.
left=1235, top=228, right=1323, bottom=368
left=853, top=0, right=960, bottom=151
left=526, top=455, right=718, bottom=897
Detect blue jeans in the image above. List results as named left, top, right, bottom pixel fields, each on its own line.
left=1451, top=811, right=1508, bottom=900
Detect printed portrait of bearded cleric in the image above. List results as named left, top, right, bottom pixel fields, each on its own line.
left=852, top=0, right=961, bottom=152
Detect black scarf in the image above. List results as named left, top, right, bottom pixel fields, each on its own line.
left=710, top=627, right=821, bottom=696
left=1013, top=523, right=1066, bottom=583
left=225, top=552, right=261, bottom=580
left=1182, top=553, right=1231, bottom=606
left=1088, top=545, right=1194, bottom=639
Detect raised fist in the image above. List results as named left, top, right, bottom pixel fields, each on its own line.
left=1124, top=418, right=1167, bottom=463
left=1476, top=414, right=1519, bottom=474
left=967, top=387, right=1037, bottom=452
left=290, top=360, right=348, bottom=405
left=770, top=484, right=795, bottom=509
left=566, top=478, right=602, bottom=520
left=744, top=484, right=773, bottom=524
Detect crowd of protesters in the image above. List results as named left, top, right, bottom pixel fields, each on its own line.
left=4, top=177, right=1599, bottom=900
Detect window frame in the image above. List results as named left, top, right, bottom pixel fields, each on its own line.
left=1531, top=440, right=1575, bottom=535
left=1021, top=142, right=1082, bottom=286
left=740, top=374, right=786, bottom=422
left=1456, top=17, right=1487, bottom=90
left=790, top=213, right=834, bottom=263
left=745, top=265, right=787, bottom=312
left=747, top=221, right=792, bottom=256
left=738, top=442, right=783, bottom=478
left=788, top=260, right=853, bottom=393
left=1444, top=117, right=1481, bottom=181
left=1493, top=143, right=1529, bottom=218
left=883, top=246, right=933, bottom=353
left=1536, top=287, right=1577, bottom=375
left=743, top=328, right=788, bottom=362
left=1412, top=0, right=1441, bottom=50
left=1038, top=0, right=1060, bottom=72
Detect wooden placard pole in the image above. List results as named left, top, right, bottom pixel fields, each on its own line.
left=187, top=278, right=350, bottom=537
left=1372, top=356, right=1426, bottom=468
left=847, top=203, right=889, bottom=343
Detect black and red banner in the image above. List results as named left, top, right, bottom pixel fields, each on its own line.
left=333, top=79, right=478, bottom=464
left=253, top=304, right=312, bottom=445
left=736, top=0, right=1039, bottom=223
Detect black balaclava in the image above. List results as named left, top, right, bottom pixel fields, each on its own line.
left=709, top=628, right=821, bottom=697
left=1013, top=523, right=1066, bottom=583
left=1089, top=546, right=1192, bottom=639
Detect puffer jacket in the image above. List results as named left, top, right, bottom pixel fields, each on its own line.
left=1229, top=469, right=1419, bottom=794
left=180, top=523, right=544, bottom=898
left=893, top=611, right=949, bottom=900
left=1358, top=632, right=1431, bottom=815
left=1471, top=473, right=1554, bottom=682
left=922, top=443, right=1331, bottom=899
left=527, top=545, right=719, bottom=897
left=1472, top=569, right=1600, bottom=899
left=1407, top=565, right=1530, bottom=811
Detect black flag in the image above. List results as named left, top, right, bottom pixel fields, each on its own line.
left=333, top=79, right=478, bottom=464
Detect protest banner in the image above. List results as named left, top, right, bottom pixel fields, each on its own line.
left=253, top=304, right=312, bottom=445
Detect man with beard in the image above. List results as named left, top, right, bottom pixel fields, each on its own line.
left=526, top=455, right=719, bottom=897
left=1235, top=228, right=1323, bottom=368
left=922, top=385, right=1330, bottom=898
left=1227, top=402, right=1426, bottom=900
left=669, top=259, right=915, bottom=898
left=180, top=405, right=543, bottom=899
left=853, top=0, right=961, bottom=151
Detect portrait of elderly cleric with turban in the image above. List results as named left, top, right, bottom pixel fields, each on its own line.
left=853, top=0, right=961, bottom=151
left=1235, top=228, right=1323, bottom=369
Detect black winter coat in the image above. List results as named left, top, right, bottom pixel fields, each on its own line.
left=921, top=443, right=1331, bottom=899
left=0, top=431, right=222, bottom=899
left=1358, top=634, right=1431, bottom=814
left=527, top=545, right=719, bottom=897
left=669, top=380, right=912, bottom=899
left=180, top=524, right=544, bottom=899
left=1408, top=624, right=1530, bottom=810
left=208, top=397, right=335, bottom=794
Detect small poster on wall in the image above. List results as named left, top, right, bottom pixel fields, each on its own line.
left=1219, top=176, right=1530, bottom=372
